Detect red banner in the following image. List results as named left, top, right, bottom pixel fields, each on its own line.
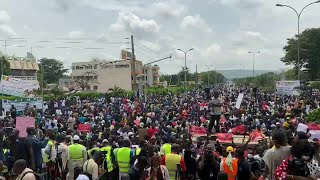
left=78, top=124, right=91, bottom=132
left=190, top=125, right=207, bottom=135
left=216, top=133, right=233, bottom=143
left=308, top=123, right=320, bottom=130
left=232, top=125, right=246, bottom=135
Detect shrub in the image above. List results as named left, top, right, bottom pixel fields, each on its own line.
left=307, top=108, right=320, bottom=123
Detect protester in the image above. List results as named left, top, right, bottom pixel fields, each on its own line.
left=13, top=159, right=36, bottom=180
left=0, top=84, right=319, bottom=180
left=146, top=155, right=169, bottom=180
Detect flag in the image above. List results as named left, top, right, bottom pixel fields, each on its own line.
left=190, top=125, right=207, bottom=136
left=250, top=130, right=263, bottom=142
left=216, top=133, right=233, bottom=143
left=232, top=124, right=246, bottom=135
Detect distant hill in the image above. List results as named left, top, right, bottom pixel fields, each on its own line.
left=217, top=69, right=277, bottom=79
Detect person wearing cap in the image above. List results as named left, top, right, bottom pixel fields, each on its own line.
left=67, top=135, right=87, bottom=180
left=100, top=139, right=115, bottom=179
left=161, top=145, right=186, bottom=180
left=220, top=146, right=238, bottom=180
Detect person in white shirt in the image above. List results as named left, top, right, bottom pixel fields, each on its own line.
left=83, top=151, right=102, bottom=180
left=13, top=159, right=36, bottom=180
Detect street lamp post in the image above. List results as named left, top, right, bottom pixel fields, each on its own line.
left=205, top=65, right=213, bottom=86
left=248, top=51, right=260, bottom=77
left=177, top=48, right=194, bottom=93
left=276, top=0, right=320, bottom=81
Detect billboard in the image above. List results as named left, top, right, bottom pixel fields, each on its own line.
left=121, top=50, right=135, bottom=60
left=0, top=75, right=39, bottom=97
left=276, top=80, right=300, bottom=95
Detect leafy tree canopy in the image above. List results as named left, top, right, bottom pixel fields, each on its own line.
left=281, top=28, right=320, bottom=80
left=39, top=58, right=68, bottom=84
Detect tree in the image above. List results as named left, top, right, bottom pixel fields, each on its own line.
left=281, top=28, right=320, bottom=80
left=108, top=86, right=126, bottom=97
left=200, top=71, right=226, bottom=86
left=234, top=72, right=280, bottom=92
left=39, top=58, right=68, bottom=84
left=0, top=56, right=10, bottom=75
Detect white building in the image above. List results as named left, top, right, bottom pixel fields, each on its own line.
left=71, top=59, right=144, bottom=92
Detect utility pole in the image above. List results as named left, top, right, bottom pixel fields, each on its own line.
left=131, top=35, right=137, bottom=96
left=4, top=41, right=7, bottom=55
left=195, top=65, right=198, bottom=85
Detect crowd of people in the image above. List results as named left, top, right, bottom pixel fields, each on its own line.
left=0, top=84, right=320, bottom=180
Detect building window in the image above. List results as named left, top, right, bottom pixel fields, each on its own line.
left=87, top=86, right=90, bottom=90
left=94, top=65, right=97, bottom=69
left=93, top=86, right=98, bottom=90
left=115, top=64, right=129, bottom=68
left=76, top=66, right=80, bottom=69
left=79, top=66, right=84, bottom=69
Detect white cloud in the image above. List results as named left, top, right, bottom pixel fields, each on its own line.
left=0, top=11, right=11, bottom=24
left=202, top=43, right=221, bottom=57
left=0, top=24, right=17, bottom=37
left=219, top=0, right=264, bottom=9
left=180, top=15, right=212, bottom=33
left=151, top=2, right=187, bottom=18
left=109, top=12, right=160, bottom=38
left=68, top=31, right=83, bottom=38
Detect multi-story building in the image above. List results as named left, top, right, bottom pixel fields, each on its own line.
left=144, top=65, right=160, bottom=87
left=71, top=59, right=145, bottom=92
left=0, top=51, right=39, bottom=80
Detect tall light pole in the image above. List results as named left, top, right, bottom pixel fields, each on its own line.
left=205, top=65, right=213, bottom=86
left=276, top=0, right=320, bottom=81
left=177, top=48, right=194, bottom=93
left=248, top=51, right=260, bottom=77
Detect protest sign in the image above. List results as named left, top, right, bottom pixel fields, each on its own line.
left=0, top=75, right=39, bottom=97
left=216, top=133, right=233, bottom=143
left=190, top=125, right=207, bottom=136
left=235, top=93, right=244, bottom=109
left=78, top=124, right=91, bottom=132
left=276, top=81, right=300, bottom=95
left=16, top=117, right=35, bottom=137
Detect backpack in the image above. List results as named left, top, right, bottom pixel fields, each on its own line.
left=21, top=171, right=40, bottom=180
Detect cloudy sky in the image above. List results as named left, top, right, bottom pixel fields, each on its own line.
left=1, top=0, right=320, bottom=74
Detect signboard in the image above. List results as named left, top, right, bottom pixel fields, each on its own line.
left=2, top=98, right=43, bottom=112
left=235, top=93, right=244, bottom=109
left=276, top=81, right=300, bottom=95
left=16, top=117, right=35, bottom=137
left=78, top=124, right=91, bottom=132
left=0, top=75, right=39, bottom=97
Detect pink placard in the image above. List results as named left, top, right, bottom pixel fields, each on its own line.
left=16, top=117, right=35, bottom=137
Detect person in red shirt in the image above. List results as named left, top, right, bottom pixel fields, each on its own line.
left=161, top=145, right=186, bottom=179
left=147, top=124, right=158, bottom=138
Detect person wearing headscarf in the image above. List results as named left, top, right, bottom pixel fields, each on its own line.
left=146, top=155, right=169, bottom=180
left=220, top=146, right=238, bottom=180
